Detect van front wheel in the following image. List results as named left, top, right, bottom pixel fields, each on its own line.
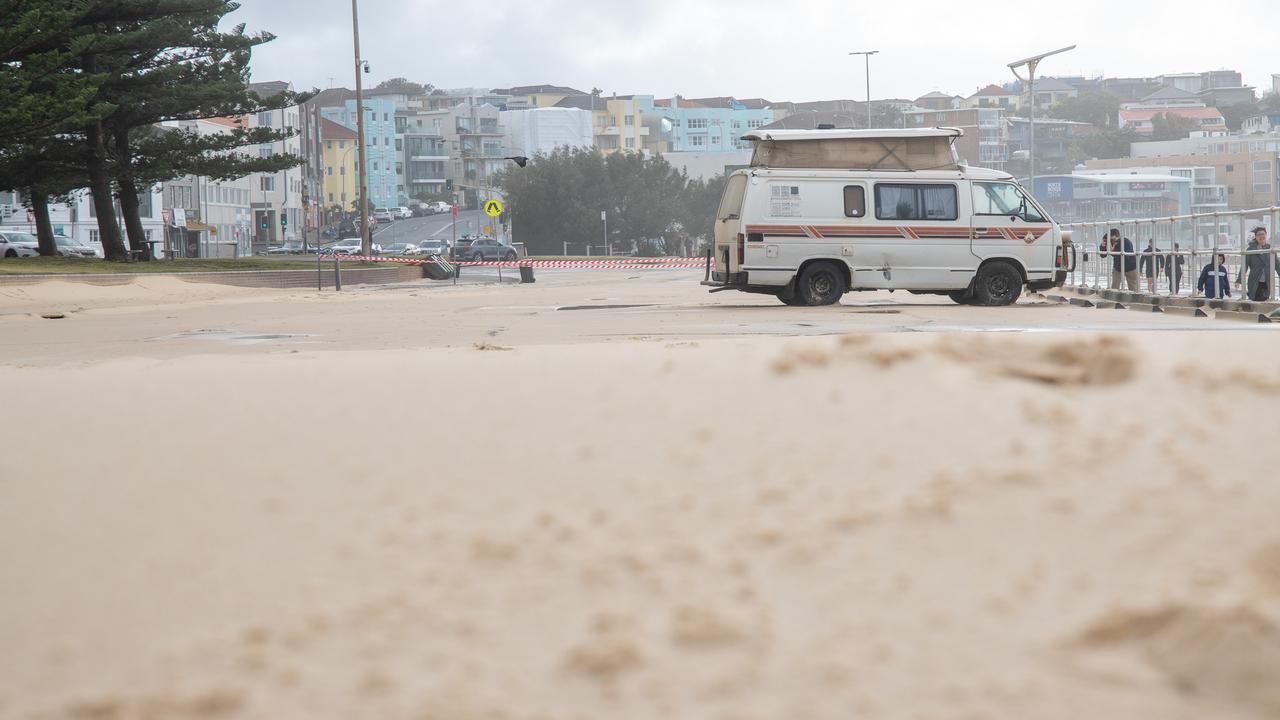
left=948, top=289, right=973, bottom=305
left=796, top=262, right=846, bottom=306
left=973, top=261, right=1023, bottom=306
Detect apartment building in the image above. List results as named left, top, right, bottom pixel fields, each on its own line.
left=247, top=81, right=311, bottom=250
left=552, top=94, right=648, bottom=153
left=319, top=96, right=399, bottom=212
left=321, top=118, right=359, bottom=212
left=641, top=96, right=775, bottom=152
left=902, top=107, right=1008, bottom=171
left=1087, top=135, right=1280, bottom=210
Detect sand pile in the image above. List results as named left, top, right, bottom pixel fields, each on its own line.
left=3, top=278, right=1280, bottom=720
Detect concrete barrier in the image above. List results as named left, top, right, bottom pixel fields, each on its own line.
left=1214, top=310, right=1272, bottom=323
left=1068, top=297, right=1095, bottom=308
left=1126, top=303, right=1163, bottom=313
left=1163, top=306, right=1209, bottom=318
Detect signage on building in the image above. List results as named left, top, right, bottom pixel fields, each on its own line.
left=1129, top=182, right=1166, bottom=191
left=1034, top=177, right=1073, bottom=201
left=171, top=208, right=187, bottom=227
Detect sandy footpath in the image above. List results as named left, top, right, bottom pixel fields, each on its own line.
left=2, top=274, right=1279, bottom=720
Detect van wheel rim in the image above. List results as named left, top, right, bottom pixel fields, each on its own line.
left=810, top=274, right=833, bottom=299
left=988, top=275, right=1011, bottom=299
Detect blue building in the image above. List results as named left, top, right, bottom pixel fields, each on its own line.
left=320, top=97, right=398, bottom=211
left=639, top=97, right=776, bottom=153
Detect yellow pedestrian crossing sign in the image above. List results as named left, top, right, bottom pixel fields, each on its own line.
left=484, top=199, right=504, bottom=218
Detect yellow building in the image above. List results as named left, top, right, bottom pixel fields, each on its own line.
left=320, top=118, right=359, bottom=212
left=553, top=95, right=648, bottom=153
left=493, top=85, right=585, bottom=109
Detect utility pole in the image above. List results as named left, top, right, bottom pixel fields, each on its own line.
left=351, top=0, right=371, bottom=256
left=849, top=50, right=879, bottom=129
left=1009, top=45, right=1075, bottom=187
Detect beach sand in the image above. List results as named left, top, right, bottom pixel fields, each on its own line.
left=2, top=272, right=1278, bottom=719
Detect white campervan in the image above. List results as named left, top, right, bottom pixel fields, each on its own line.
left=703, top=128, right=1073, bottom=306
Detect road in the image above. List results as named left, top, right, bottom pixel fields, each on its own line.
left=370, top=209, right=490, bottom=245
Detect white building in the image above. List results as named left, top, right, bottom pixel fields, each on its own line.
left=500, top=107, right=593, bottom=157
left=160, top=117, right=255, bottom=257
left=0, top=187, right=166, bottom=257
left=247, top=81, right=306, bottom=251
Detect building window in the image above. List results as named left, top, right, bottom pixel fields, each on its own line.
left=625, top=137, right=634, bottom=149
left=874, top=183, right=958, bottom=221
left=689, top=118, right=708, bottom=129
left=257, top=111, right=272, bottom=127
left=625, top=115, right=634, bottom=126
left=260, top=176, right=274, bottom=191
left=339, top=166, right=345, bottom=176
left=690, top=135, right=705, bottom=147
left=259, top=147, right=273, bottom=157
left=326, top=141, right=332, bottom=150
left=326, top=166, right=333, bottom=176
left=843, top=186, right=866, bottom=218
left=328, top=192, right=333, bottom=202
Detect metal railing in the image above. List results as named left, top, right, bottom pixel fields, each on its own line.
left=1061, top=206, right=1280, bottom=302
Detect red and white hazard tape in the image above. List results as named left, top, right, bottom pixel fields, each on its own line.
left=321, top=254, right=705, bottom=270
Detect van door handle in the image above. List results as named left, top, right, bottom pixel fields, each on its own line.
left=975, top=227, right=989, bottom=234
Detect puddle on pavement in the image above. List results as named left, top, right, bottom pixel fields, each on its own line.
left=146, top=329, right=315, bottom=345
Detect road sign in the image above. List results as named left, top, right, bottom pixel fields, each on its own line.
left=451, top=204, right=458, bottom=217
left=484, top=199, right=503, bottom=218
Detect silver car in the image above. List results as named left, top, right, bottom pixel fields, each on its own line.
left=53, top=234, right=97, bottom=257
left=0, top=230, right=40, bottom=258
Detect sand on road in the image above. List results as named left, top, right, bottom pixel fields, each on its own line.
left=2, top=272, right=1279, bottom=720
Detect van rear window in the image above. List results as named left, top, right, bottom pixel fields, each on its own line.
left=843, top=186, right=865, bottom=218
left=875, top=184, right=958, bottom=221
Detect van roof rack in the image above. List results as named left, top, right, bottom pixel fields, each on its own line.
left=741, top=127, right=963, bottom=142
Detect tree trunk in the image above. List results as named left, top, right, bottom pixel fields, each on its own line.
left=30, top=191, right=57, bottom=256
left=114, top=127, right=150, bottom=259
left=86, top=122, right=127, bottom=261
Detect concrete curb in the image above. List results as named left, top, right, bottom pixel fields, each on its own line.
left=0, top=266, right=417, bottom=289
left=1126, top=303, right=1164, bottom=313
left=1068, top=297, right=1095, bottom=308
left=1094, top=301, right=1126, bottom=310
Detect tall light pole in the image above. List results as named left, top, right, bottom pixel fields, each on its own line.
left=1008, top=45, right=1075, bottom=188
left=351, top=0, right=371, bottom=256
left=848, top=50, right=879, bottom=129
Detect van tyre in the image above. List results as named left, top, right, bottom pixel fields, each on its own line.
left=973, top=261, right=1023, bottom=306
left=796, top=261, right=846, bottom=306
left=948, top=289, right=974, bottom=305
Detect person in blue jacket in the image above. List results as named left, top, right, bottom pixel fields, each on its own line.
left=1197, top=253, right=1231, bottom=298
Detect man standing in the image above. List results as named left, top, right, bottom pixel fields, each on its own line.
left=1244, top=227, right=1275, bottom=302
left=1140, top=240, right=1162, bottom=293
left=1098, top=228, right=1139, bottom=291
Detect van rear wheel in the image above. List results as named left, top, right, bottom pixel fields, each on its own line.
left=973, top=261, right=1023, bottom=306
left=795, top=262, right=846, bottom=306
left=948, top=289, right=973, bottom=305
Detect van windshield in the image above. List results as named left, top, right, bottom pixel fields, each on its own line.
left=974, top=182, right=1045, bottom=222
left=717, top=174, right=747, bottom=221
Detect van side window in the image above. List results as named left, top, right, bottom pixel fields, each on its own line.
left=842, top=186, right=865, bottom=217
left=874, top=184, right=957, bottom=221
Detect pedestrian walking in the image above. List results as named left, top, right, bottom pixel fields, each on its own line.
left=1140, top=240, right=1163, bottom=293
left=1197, top=253, right=1231, bottom=299
left=1098, top=228, right=1140, bottom=291
left=1169, top=242, right=1186, bottom=294
left=1243, top=227, right=1275, bottom=301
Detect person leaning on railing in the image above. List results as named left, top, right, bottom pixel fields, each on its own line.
left=1242, top=227, right=1276, bottom=302
left=1197, top=253, right=1231, bottom=299
left=1097, top=228, right=1140, bottom=291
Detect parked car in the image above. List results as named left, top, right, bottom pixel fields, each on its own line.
left=428, top=201, right=450, bottom=215
left=406, top=240, right=449, bottom=257
left=330, top=239, right=381, bottom=255
left=372, top=208, right=394, bottom=223
left=382, top=242, right=416, bottom=256
left=454, top=236, right=516, bottom=262
left=393, top=207, right=412, bottom=220
left=411, top=204, right=432, bottom=218
left=0, top=230, right=40, bottom=257
left=53, top=234, right=97, bottom=257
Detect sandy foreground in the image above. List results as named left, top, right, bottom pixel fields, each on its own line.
left=2, top=271, right=1280, bottom=720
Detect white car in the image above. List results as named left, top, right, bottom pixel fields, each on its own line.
left=428, top=201, right=451, bottom=214
left=393, top=206, right=412, bottom=220
left=406, top=240, right=449, bottom=257
left=330, top=239, right=381, bottom=255
left=0, top=230, right=40, bottom=257
left=372, top=208, right=394, bottom=223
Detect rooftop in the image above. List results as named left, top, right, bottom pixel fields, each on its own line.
left=319, top=117, right=357, bottom=140
left=970, top=84, right=1016, bottom=97
left=492, top=85, right=586, bottom=96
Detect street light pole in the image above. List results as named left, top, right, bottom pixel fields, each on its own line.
left=849, top=50, right=879, bottom=128
left=1009, top=45, right=1075, bottom=188
left=351, top=0, right=371, bottom=256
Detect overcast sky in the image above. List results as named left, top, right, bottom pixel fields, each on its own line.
left=230, top=0, right=1277, bottom=103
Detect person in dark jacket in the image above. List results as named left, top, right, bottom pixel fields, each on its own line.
left=1197, top=254, right=1231, bottom=299
left=1140, top=240, right=1164, bottom=292
left=1243, top=227, right=1276, bottom=301
left=1097, top=228, right=1139, bottom=291
left=1168, top=242, right=1186, bottom=294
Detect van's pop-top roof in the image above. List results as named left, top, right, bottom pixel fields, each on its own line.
left=742, top=127, right=963, bottom=172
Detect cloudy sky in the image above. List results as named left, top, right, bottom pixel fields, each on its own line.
left=229, top=0, right=1277, bottom=102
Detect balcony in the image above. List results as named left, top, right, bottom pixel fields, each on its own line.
left=456, top=122, right=504, bottom=136
left=409, top=154, right=449, bottom=162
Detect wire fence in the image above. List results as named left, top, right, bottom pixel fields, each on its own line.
left=1062, top=206, right=1280, bottom=302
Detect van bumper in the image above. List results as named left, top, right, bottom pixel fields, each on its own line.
left=1028, top=271, right=1067, bottom=291
left=701, top=270, right=748, bottom=287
